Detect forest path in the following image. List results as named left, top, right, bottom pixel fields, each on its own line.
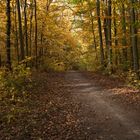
left=1, top=71, right=140, bottom=140
left=65, top=71, right=140, bottom=140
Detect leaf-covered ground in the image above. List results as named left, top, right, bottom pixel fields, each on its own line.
left=0, top=72, right=82, bottom=139
left=0, top=71, right=140, bottom=139
left=84, top=72, right=140, bottom=110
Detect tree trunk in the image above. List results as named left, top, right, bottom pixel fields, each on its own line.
left=96, top=0, right=105, bottom=66
left=29, top=0, right=33, bottom=57
left=113, top=7, right=119, bottom=66
left=34, top=0, right=38, bottom=68
left=107, top=0, right=112, bottom=71
left=87, top=0, right=98, bottom=59
left=90, top=11, right=97, bottom=51
left=24, top=0, right=28, bottom=57
left=6, top=0, right=12, bottom=70
left=17, top=0, right=25, bottom=60
left=103, top=0, right=108, bottom=61
left=130, top=0, right=139, bottom=74
left=121, top=3, right=127, bottom=64
left=14, top=4, right=19, bottom=63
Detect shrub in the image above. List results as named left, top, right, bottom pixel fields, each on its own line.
left=127, top=70, right=140, bottom=88
left=0, top=65, right=32, bottom=123
left=0, top=65, right=31, bottom=100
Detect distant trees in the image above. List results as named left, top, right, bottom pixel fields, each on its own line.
left=71, top=0, right=140, bottom=76
left=1, top=0, right=140, bottom=74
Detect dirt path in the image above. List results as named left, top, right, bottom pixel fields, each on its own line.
left=65, top=71, right=140, bottom=140
left=1, top=71, right=140, bottom=140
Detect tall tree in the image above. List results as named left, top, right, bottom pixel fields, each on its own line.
left=29, top=0, right=33, bottom=57
left=6, top=0, right=12, bottom=70
left=130, top=0, right=139, bottom=74
left=113, top=6, right=117, bottom=63
left=107, top=0, right=112, bottom=71
left=103, top=0, right=108, bottom=60
left=121, top=2, right=127, bottom=64
left=96, top=0, right=105, bottom=66
left=14, top=3, right=19, bottom=62
left=24, top=0, right=28, bottom=57
left=17, top=0, right=25, bottom=60
left=34, top=0, right=38, bottom=68
left=87, top=0, right=97, bottom=59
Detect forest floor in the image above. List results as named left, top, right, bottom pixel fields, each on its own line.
left=1, top=71, right=140, bottom=140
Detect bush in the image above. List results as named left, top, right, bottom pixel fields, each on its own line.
left=0, top=65, right=32, bottom=123
left=0, top=65, right=31, bottom=100
left=127, top=70, right=140, bottom=88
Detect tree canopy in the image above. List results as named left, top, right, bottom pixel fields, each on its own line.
left=0, top=0, right=139, bottom=73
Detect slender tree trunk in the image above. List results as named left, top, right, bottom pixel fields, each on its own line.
left=96, top=0, right=105, bottom=66
left=34, top=0, right=38, bottom=68
left=40, top=23, right=44, bottom=56
left=14, top=4, right=19, bottom=63
left=130, top=0, right=139, bottom=75
left=0, top=55, right=1, bottom=67
left=40, top=23, right=45, bottom=65
left=103, top=0, right=108, bottom=61
left=107, top=0, right=112, bottom=71
left=24, top=0, right=28, bottom=57
left=113, top=7, right=119, bottom=66
left=121, top=3, right=127, bottom=64
left=87, top=0, right=98, bottom=59
left=17, top=0, right=24, bottom=60
left=6, top=0, right=12, bottom=70
left=90, top=11, right=97, bottom=51
left=29, top=0, right=33, bottom=57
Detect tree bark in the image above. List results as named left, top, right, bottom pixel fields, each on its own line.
left=29, top=0, right=33, bottom=57
left=87, top=0, right=98, bottom=59
left=107, top=0, right=112, bottom=71
left=17, top=0, right=25, bottom=60
left=96, top=0, right=105, bottom=66
left=113, top=7, right=119, bottom=66
left=121, top=3, right=127, bottom=63
left=130, top=0, right=139, bottom=74
left=34, top=0, right=38, bottom=68
left=24, top=0, right=28, bottom=57
left=6, top=0, right=12, bottom=70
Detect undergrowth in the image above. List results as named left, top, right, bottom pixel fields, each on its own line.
left=126, top=70, right=140, bottom=89
left=0, top=65, right=32, bottom=124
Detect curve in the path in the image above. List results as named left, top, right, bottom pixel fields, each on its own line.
left=65, top=71, right=140, bottom=140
